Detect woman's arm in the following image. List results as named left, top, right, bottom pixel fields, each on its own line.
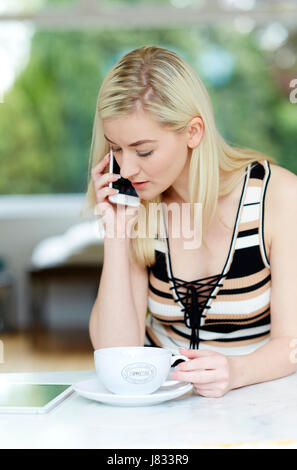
left=229, top=337, right=297, bottom=389
left=230, top=166, right=297, bottom=387
left=170, top=336, right=297, bottom=398
left=89, top=236, right=148, bottom=349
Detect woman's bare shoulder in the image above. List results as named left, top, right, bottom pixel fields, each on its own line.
left=268, top=162, right=297, bottom=200
left=266, top=162, right=297, bottom=240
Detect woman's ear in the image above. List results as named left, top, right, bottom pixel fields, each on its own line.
left=187, top=116, right=204, bottom=149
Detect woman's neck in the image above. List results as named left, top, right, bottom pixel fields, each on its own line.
left=162, top=168, right=246, bottom=231
left=163, top=169, right=234, bottom=206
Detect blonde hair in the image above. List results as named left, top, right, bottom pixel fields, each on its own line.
left=81, top=45, right=276, bottom=267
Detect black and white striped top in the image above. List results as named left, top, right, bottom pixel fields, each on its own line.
left=145, top=160, right=271, bottom=356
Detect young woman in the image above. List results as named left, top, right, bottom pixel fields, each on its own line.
left=83, top=46, right=297, bottom=397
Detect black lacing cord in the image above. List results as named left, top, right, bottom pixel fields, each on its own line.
left=169, top=273, right=228, bottom=349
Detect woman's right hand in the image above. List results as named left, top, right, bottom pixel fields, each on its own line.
left=91, top=152, right=139, bottom=239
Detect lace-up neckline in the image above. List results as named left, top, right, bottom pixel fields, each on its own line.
left=167, top=273, right=228, bottom=349
left=160, top=169, right=249, bottom=349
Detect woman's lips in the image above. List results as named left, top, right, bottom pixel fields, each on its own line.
left=131, top=181, right=149, bottom=189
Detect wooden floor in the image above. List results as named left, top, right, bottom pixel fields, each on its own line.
left=0, top=329, right=95, bottom=373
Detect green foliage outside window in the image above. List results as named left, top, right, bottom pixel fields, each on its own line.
left=0, top=24, right=296, bottom=194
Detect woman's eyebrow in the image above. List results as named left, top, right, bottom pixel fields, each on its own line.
left=104, top=134, right=157, bottom=147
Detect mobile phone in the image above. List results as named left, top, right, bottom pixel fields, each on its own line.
left=108, top=148, right=140, bottom=207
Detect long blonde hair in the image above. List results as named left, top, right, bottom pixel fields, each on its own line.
left=81, top=45, right=276, bottom=267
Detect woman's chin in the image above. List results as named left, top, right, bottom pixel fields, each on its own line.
left=136, top=190, right=154, bottom=201
left=135, top=185, right=164, bottom=202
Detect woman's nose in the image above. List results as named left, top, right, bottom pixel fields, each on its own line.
left=119, top=156, right=140, bottom=180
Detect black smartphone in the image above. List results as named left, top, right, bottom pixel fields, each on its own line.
left=108, top=148, right=140, bottom=206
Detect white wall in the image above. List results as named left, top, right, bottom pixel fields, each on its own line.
left=0, top=194, right=103, bottom=330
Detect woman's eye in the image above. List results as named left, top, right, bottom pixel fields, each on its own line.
left=111, top=148, right=153, bottom=157
left=138, top=151, right=153, bottom=157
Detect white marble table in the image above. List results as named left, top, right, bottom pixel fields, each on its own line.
left=0, top=369, right=297, bottom=449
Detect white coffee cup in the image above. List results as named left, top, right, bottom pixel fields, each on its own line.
left=94, top=346, right=189, bottom=395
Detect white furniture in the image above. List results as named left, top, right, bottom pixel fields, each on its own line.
left=0, top=369, right=297, bottom=449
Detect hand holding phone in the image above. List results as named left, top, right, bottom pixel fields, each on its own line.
left=91, top=150, right=139, bottom=239
left=108, top=148, right=140, bottom=207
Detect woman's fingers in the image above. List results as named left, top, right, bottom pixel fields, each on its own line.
left=178, top=348, right=217, bottom=359
left=94, top=172, right=121, bottom=191
left=193, top=382, right=217, bottom=391
left=193, top=386, right=219, bottom=397
left=91, top=153, right=121, bottom=205
left=170, top=369, right=218, bottom=384
left=175, top=356, right=216, bottom=372
left=91, top=153, right=140, bottom=237
left=91, top=153, right=110, bottom=178
left=193, top=383, right=228, bottom=398
left=97, top=186, right=118, bottom=202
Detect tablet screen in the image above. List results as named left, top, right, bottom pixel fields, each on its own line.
left=0, top=383, right=72, bottom=411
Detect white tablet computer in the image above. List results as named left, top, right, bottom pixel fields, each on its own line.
left=0, top=383, right=73, bottom=414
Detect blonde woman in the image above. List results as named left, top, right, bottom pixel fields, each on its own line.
left=83, top=46, right=297, bottom=397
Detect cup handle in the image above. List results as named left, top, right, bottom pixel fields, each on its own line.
left=170, top=354, right=189, bottom=368
left=162, top=355, right=190, bottom=387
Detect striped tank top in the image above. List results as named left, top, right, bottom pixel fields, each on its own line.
left=145, top=160, right=271, bottom=356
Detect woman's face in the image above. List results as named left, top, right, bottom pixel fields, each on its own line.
left=103, top=108, right=191, bottom=201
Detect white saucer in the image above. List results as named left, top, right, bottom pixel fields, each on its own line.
left=73, top=376, right=193, bottom=407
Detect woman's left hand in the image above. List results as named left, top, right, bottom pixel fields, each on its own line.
left=170, top=347, right=235, bottom=398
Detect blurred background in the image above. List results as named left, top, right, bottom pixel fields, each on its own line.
left=0, top=0, right=296, bottom=373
